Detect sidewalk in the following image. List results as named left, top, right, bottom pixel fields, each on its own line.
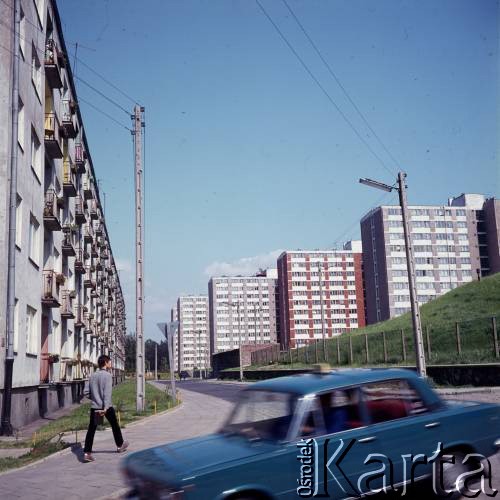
left=0, top=381, right=238, bottom=499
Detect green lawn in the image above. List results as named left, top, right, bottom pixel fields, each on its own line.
left=0, top=379, right=177, bottom=472
left=248, top=272, right=500, bottom=370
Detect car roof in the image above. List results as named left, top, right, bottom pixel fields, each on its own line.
left=248, top=368, right=420, bottom=396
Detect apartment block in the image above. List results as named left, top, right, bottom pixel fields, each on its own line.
left=360, top=193, right=499, bottom=324
left=176, top=296, right=209, bottom=374
left=170, top=306, right=179, bottom=372
left=0, top=0, right=126, bottom=428
left=277, top=243, right=365, bottom=349
left=208, top=272, right=279, bottom=354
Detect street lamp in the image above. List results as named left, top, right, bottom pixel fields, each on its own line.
left=317, top=262, right=327, bottom=360
left=253, top=304, right=262, bottom=345
left=222, top=301, right=243, bottom=381
left=359, top=171, right=427, bottom=377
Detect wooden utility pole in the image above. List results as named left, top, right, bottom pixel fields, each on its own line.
left=133, top=105, right=145, bottom=412
left=318, top=262, right=327, bottom=361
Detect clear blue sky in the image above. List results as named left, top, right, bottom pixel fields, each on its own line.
left=57, top=0, right=499, bottom=342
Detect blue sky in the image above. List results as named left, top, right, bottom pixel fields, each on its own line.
left=57, top=0, right=499, bottom=342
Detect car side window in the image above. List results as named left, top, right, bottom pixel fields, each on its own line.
left=362, top=379, right=429, bottom=424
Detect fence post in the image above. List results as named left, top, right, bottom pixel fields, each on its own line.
left=492, top=317, right=499, bottom=359
left=305, top=345, right=309, bottom=365
left=455, top=322, right=461, bottom=356
left=315, top=339, right=319, bottom=364
left=401, top=329, right=407, bottom=362
left=365, top=334, right=369, bottom=364
left=349, top=337, right=353, bottom=365
left=426, top=325, right=432, bottom=360
left=336, top=338, right=341, bottom=365
left=382, top=331, right=388, bottom=363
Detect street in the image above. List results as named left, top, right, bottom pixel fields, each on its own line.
left=0, top=381, right=498, bottom=499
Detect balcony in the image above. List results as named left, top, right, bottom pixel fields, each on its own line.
left=83, top=266, right=96, bottom=289
left=75, top=196, right=86, bottom=225
left=75, top=305, right=87, bottom=329
left=42, top=270, right=60, bottom=307
left=84, top=313, right=94, bottom=334
left=94, top=221, right=103, bottom=236
left=60, top=290, right=75, bottom=320
left=44, top=38, right=63, bottom=89
left=83, top=174, right=94, bottom=200
left=75, top=248, right=86, bottom=275
left=89, top=199, right=99, bottom=220
left=63, top=157, right=77, bottom=197
left=83, top=223, right=94, bottom=243
left=43, top=189, right=62, bottom=231
left=101, top=247, right=109, bottom=260
left=75, top=142, right=87, bottom=174
left=62, top=228, right=76, bottom=257
left=95, top=258, right=103, bottom=271
left=44, top=112, right=63, bottom=159
left=61, top=100, right=77, bottom=139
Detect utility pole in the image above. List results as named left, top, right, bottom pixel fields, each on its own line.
left=198, top=330, right=202, bottom=379
left=318, top=262, right=327, bottom=358
left=1, top=0, right=20, bottom=436
left=154, top=342, right=158, bottom=381
left=397, top=172, right=426, bottom=377
left=359, top=172, right=426, bottom=377
left=133, top=105, right=145, bottom=411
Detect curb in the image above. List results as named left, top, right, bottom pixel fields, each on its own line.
left=0, top=399, right=184, bottom=477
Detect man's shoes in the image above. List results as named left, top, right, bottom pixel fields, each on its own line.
left=117, top=440, right=129, bottom=453
left=83, top=453, right=95, bottom=463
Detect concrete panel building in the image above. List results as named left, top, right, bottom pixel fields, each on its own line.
left=208, top=271, right=279, bottom=355
left=277, top=242, right=366, bottom=349
left=176, top=296, right=209, bottom=375
left=360, top=193, right=499, bottom=324
left=0, top=0, right=125, bottom=428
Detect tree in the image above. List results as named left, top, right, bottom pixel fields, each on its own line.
left=124, top=334, right=136, bottom=372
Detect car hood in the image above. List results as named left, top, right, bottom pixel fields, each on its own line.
left=124, top=433, right=277, bottom=486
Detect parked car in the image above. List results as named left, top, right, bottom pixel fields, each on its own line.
left=122, top=368, right=500, bottom=499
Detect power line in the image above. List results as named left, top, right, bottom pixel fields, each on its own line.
left=255, top=0, right=395, bottom=178
left=282, top=0, right=401, bottom=172
left=74, top=75, right=131, bottom=116
left=73, top=53, right=140, bottom=106
left=77, top=96, right=131, bottom=131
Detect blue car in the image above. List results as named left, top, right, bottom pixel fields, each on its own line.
left=122, top=368, right=500, bottom=499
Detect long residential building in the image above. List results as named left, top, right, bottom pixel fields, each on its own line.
left=176, top=296, right=209, bottom=374
left=208, top=271, right=279, bottom=354
left=360, top=193, right=500, bottom=324
left=0, top=0, right=126, bottom=428
left=277, top=242, right=366, bottom=349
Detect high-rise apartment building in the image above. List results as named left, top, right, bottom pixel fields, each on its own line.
left=176, top=296, right=209, bottom=374
left=208, top=272, right=279, bottom=354
left=0, top=0, right=126, bottom=428
left=360, top=193, right=499, bottom=324
left=277, top=242, right=365, bottom=349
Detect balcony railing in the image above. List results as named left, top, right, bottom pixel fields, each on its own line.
left=75, top=196, right=86, bottom=225
left=75, top=248, right=86, bottom=275
left=89, top=199, right=99, bottom=220
left=62, top=227, right=76, bottom=257
left=63, top=156, right=77, bottom=196
left=44, top=112, right=63, bottom=159
left=83, top=174, right=94, bottom=200
left=61, top=100, right=77, bottom=139
left=43, top=189, right=62, bottom=231
left=44, top=38, right=63, bottom=89
left=75, top=142, right=87, bottom=174
left=75, top=305, right=87, bottom=329
left=83, top=223, right=94, bottom=243
left=60, top=290, right=75, bottom=319
left=42, top=270, right=60, bottom=307
left=94, top=220, right=103, bottom=236
left=83, top=266, right=96, bottom=289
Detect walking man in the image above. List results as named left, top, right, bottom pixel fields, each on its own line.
left=83, top=354, right=129, bottom=462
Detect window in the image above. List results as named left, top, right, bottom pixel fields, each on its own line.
left=18, top=97, right=24, bottom=150
left=28, top=213, right=40, bottom=266
left=362, top=380, right=428, bottom=424
left=15, top=195, right=22, bottom=248
left=19, top=8, right=26, bottom=58
left=13, top=298, right=19, bottom=352
left=30, top=128, right=41, bottom=179
left=52, top=321, right=60, bottom=354
left=26, top=305, right=38, bottom=355
left=31, top=43, right=41, bottom=98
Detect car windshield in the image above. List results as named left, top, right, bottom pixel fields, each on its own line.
left=223, top=389, right=298, bottom=442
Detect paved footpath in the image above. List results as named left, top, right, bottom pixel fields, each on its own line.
left=0, top=381, right=243, bottom=500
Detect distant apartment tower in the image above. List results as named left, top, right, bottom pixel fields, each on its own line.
left=169, top=306, right=179, bottom=372
left=277, top=242, right=366, bottom=349
left=176, top=296, right=209, bottom=374
left=208, top=271, right=279, bottom=354
left=360, top=193, right=500, bottom=324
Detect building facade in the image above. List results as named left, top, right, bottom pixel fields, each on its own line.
left=208, top=272, right=279, bottom=355
left=0, top=0, right=125, bottom=428
left=277, top=243, right=366, bottom=349
left=176, top=296, right=209, bottom=374
left=360, top=193, right=499, bottom=324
